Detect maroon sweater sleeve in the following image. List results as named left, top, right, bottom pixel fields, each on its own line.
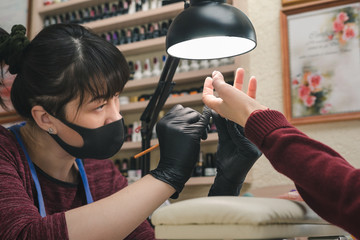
left=245, top=110, right=360, bottom=238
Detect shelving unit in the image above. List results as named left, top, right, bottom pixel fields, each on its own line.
left=27, top=0, right=251, bottom=187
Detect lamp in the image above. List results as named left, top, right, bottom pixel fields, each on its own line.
left=139, top=0, right=256, bottom=175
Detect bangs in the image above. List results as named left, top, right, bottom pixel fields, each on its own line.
left=61, top=38, right=129, bottom=110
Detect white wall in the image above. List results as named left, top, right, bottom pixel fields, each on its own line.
left=244, top=0, right=360, bottom=189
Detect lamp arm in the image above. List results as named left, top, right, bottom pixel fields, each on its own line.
left=139, top=55, right=180, bottom=175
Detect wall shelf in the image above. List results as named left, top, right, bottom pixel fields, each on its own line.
left=120, top=93, right=203, bottom=114
left=123, top=63, right=237, bottom=92
left=121, top=132, right=218, bottom=151
left=186, top=176, right=215, bottom=186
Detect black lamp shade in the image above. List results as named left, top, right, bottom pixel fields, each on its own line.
left=166, top=0, right=257, bottom=60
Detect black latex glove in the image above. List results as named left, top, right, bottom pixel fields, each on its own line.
left=208, top=110, right=262, bottom=196
left=150, top=104, right=211, bottom=199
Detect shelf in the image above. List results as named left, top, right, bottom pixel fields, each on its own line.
left=123, top=64, right=237, bottom=92
left=118, top=37, right=166, bottom=57
left=120, top=92, right=203, bottom=114
left=38, top=0, right=111, bottom=16
left=121, top=132, right=218, bottom=151
left=83, top=2, right=183, bottom=33
left=185, top=176, right=215, bottom=186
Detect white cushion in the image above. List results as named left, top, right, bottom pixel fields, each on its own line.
left=151, top=196, right=348, bottom=239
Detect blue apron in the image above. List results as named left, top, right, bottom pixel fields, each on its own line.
left=9, top=123, right=93, bottom=217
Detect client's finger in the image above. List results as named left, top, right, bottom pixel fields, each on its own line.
left=233, top=68, right=244, bottom=91
left=247, top=76, right=257, bottom=99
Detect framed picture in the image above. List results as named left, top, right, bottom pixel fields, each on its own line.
left=280, top=0, right=360, bottom=125
left=282, top=0, right=321, bottom=7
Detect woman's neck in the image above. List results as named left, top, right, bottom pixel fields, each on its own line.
left=20, top=123, right=79, bottom=183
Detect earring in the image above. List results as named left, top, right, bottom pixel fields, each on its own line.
left=48, top=128, right=54, bottom=134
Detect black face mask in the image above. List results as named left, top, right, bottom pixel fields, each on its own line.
left=49, top=118, right=125, bottom=159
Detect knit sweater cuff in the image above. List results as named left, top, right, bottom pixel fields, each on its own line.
left=244, top=109, right=292, bottom=148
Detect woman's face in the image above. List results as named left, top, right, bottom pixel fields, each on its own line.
left=52, top=92, right=123, bottom=148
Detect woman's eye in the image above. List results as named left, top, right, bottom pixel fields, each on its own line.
left=95, top=104, right=106, bottom=110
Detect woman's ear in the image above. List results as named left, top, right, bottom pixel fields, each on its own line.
left=31, top=105, right=57, bottom=134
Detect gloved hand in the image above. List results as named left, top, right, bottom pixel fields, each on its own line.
left=150, top=104, right=211, bottom=199
left=208, top=110, right=262, bottom=196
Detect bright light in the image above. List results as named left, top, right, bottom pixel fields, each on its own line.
left=167, top=36, right=256, bottom=60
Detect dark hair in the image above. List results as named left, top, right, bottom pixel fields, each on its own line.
left=0, top=27, right=10, bottom=110
left=2, top=23, right=129, bottom=120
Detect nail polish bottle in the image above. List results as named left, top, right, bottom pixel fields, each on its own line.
left=179, top=59, right=190, bottom=72
left=152, top=57, right=161, bottom=77
left=103, top=3, right=111, bottom=18
left=121, top=158, right=129, bottom=177
left=90, top=6, right=97, bottom=21
left=142, top=0, right=149, bottom=11
left=190, top=60, right=200, bottom=71
left=53, top=0, right=61, bottom=3
left=111, top=3, right=118, bottom=16
left=43, top=0, right=53, bottom=6
left=209, top=59, right=220, bottom=68
left=162, top=55, right=167, bottom=68
left=135, top=0, right=142, bottom=12
left=219, top=57, right=230, bottom=66
left=153, top=23, right=160, bottom=38
left=132, top=27, right=140, bottom=42
left=200, top=59, right=209, bottom=69
left=114, top=159, right=121, bottom=172
left=56, top=14, right=63, bottom=24
left=127, top=124, right=133, bottom=141
left=150, top=0, right=158, bottom=9
left=204, top=153, right=216, bottom=176
left=50, top=16, right=57, bottom=25
left=119, top=29, right=127, bottom=45
left=76, top=11, right=83, bottom=24
left=82, top=8, right=90, bottom=23
left=160, top=21, right=168, bottom=36
left=117, top=0, right=124, bottom=15
left=123, top=0, right=129, bottom=14
left=139, top=25, right=146, bottom=41
left=126, top=29, right=132, bottom=44
left=105, top=32, right=112, bottom=43
left=133, top=60, right=142, bottom=80
left=44, top=17, right=50, bottom=27
left=128, top=61, right=135, bottom=80
left=97, top=5, right=104, bottom=19
left=142, top=58, right=152, bottom=78
left=146, top=23, right=154, bottom=39
left=71, top=11, right=80, bottom=23
left=112, top=31, right=120, bottom=45
left=128, top=0, right=136, bottom=14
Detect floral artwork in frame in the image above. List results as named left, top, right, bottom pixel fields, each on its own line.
left=281, top=0, right=360, bottom=124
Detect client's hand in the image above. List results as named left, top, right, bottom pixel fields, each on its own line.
left=150, top=104, right=211, bottom=198
left=208, top=111, right=262, bottom=196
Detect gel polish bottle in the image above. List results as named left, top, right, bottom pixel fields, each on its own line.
left=190, top=60, right=200, bottom=71
left=150, top=0, right=158, bottom=9
left=128, top=0, right=136, bottom=14
left=112, top=31, right=120, bottom=45
left=135, top=0, right=142, bottom=12
left=152, top=57, right=161, bottom=77
left=146, top=23, right=154, bottom=39
left=119, top=29, right=127, bottom=45
left=133, top=60, right=143, bottom=80
left=128, top=61, right=135, bottom=80
left=103, top=3, right=111, bottom=18
left=132, top=27, right=140, bottom=42
left=110, top=3, right=118, bottom=16
left=139, top=25, right=146, bottom=41
left=153, top=22, right=160, bottom=38
left=160, top=21, right=168, bottom=36
left=125, top=29, right=132, bottom=44
left=193, top=151, right=204, bottom=177
left=142, top=58, right=152, bottom=78
left=121, top=158, right=129, bottom=178
left=142, top=0, right=149, bottom=11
